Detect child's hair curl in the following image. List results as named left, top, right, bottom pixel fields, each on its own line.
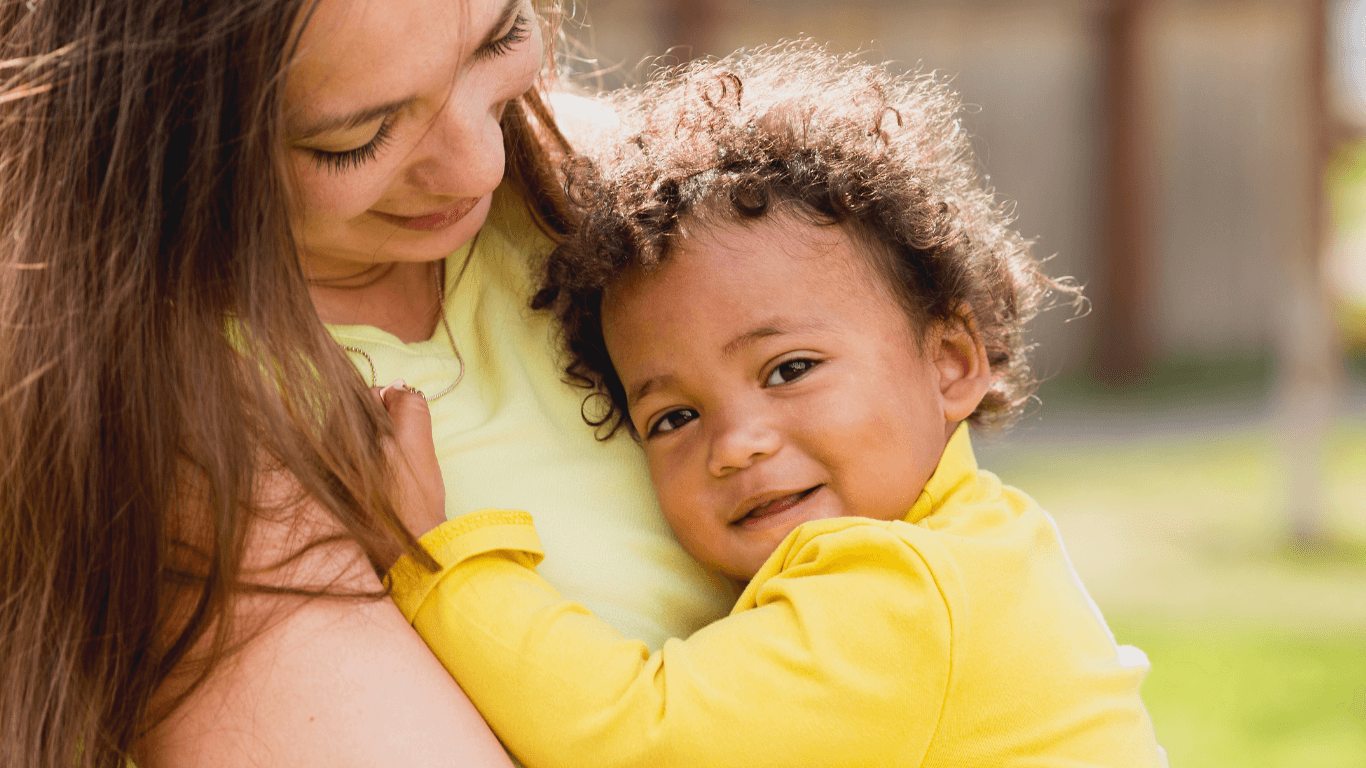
left=534, top=42, right=1083, bottom=437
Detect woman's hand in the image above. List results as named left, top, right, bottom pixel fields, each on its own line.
left=376, top=380, right=447, bottom=538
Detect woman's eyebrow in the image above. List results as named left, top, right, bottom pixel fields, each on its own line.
left=292, top=98, right=413, bottom=142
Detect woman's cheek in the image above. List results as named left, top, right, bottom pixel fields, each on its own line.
left=500, top=23, right=543, bottom=101
left=290, top=153, right=392, bottom=225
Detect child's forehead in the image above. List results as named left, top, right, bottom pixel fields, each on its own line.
left=610, top=211, right=900, bottom=310
left=600, top=211, right=918, bottom=353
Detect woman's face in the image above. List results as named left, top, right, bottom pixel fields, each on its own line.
left=284, top=0, right=543, bottom=279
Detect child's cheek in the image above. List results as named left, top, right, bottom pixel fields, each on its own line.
left=642, top=439, right=677, bottom=500
left=645, top=438, right=712, bottom=535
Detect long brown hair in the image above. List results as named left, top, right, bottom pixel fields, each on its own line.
left=0, top=2, right=569, bottom=766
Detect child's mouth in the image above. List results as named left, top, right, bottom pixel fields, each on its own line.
left=734, top=486, right=823, bottom=527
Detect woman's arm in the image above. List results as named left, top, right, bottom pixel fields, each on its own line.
left=134, top=477, right=512, bottom=768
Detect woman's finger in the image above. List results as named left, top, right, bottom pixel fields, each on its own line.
left=377, top=378, right=425, bottom=407
left=379, top=381, right=433, bottom=436
left=372, top=379, right=445, bottom=537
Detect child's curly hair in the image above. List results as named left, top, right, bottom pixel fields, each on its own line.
left=534, top=42, right=1083, bottom=437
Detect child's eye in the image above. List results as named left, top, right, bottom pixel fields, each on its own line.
left=648, top=408, right=699, bottom=437
left=764, top=359, right=820, bottom=387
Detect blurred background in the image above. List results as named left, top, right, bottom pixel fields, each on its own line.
left=561, top=0, right=1366, bottom=765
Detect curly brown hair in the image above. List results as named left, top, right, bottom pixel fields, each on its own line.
left=534, top=42, right=1082, bottom=437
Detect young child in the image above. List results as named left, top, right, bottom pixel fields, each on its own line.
left=384, top=44, right=1165, bottom=768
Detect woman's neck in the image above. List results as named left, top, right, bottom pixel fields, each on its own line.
left=307, top=259, right=442, bottom=344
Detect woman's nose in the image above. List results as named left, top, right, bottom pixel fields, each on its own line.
left=405, top=95, right=506, bottom=199
left=706, top=411, right=782, bottom=477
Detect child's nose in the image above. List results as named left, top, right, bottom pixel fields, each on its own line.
left=706, top=412, right=782, bottom=477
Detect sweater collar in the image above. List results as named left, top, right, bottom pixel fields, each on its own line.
left=903, top=422, right=977, bottom=525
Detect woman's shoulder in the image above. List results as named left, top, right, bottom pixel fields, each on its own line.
left=484, top=183, right=554, bottom=257
left=483, top=90, right=620, bottom=259
left=134, top=472, right=514, bottom=768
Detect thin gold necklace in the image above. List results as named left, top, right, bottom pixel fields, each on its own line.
left=341, top=257, right=467, bottom=401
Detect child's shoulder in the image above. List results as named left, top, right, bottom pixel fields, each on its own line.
left=917, top=465, right=1049, bottom=538
left=733, top=516, right=955, bottom=622
left=755, top=516, right=946, bottom=586
left=763, top=485, right=1053, bottom=568
left=750, top=481, right=1069, bottom=601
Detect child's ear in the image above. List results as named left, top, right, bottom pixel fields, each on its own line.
left=932, top=314, right=992, bottom=423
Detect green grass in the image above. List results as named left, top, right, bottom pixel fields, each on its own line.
left=981, top=400, right=1366, bottom=767
left=1115, top=622, right=1366, bottom=768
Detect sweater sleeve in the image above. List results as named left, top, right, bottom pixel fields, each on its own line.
left=386, top=511, right=953, bottom=768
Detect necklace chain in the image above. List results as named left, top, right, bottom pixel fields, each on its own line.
left=341, top=260, right=465, bottom=401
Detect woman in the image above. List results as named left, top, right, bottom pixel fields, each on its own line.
left=0, top=1, right=732, bottom=766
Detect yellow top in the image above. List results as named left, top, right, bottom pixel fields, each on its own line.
left=388, top=427, right=1166, bottom=768
left=328, top=186, right=735, bottom=649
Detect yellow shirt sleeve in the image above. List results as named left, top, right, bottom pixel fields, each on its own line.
left=387, top=511, right=952, bottom=768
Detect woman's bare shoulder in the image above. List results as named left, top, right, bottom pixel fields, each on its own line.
left=134, top=472, right=512, bottom=768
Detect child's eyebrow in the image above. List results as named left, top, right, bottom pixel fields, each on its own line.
left=628, top=319, right=831, bottom=406
left=721, top=319, right=828, bottom=360
left=628, top=374, right=674, bottom=407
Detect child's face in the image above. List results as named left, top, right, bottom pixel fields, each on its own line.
left=601, top=213, right=989, bottom=580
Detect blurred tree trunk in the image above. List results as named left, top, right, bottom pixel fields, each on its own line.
left=649, top=0, right=721, bottom=62
left=1095, top=0, right=1158, bottom=383
left=1278, top=0, right=1343, bottom=549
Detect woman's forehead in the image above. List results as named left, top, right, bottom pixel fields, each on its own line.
left=285, top=0, right=503, bottom=133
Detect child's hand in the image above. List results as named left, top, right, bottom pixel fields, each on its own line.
left=375, top=380, right=447, bottom=538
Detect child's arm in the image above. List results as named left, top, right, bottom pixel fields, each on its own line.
left=387, top=512, right=952, bottom=768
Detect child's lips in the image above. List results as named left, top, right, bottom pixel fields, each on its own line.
left=732, top=486, right=823, bottom=528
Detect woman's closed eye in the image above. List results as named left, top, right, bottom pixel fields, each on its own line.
left=764, top=358, right=821, bottom=387
left=308, top=116, right=396, bottom=174
left=647, top=408, right=699, bottom=437
left=475, top=12, right=531, bottom=61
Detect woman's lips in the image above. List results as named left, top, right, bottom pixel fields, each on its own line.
left=373, top=196, right=481, bottom=232
left=734, top=486, right=822, bottom=529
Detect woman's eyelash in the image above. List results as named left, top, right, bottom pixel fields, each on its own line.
left=309, top=117, right=396, bottom=174
left=476, top=13, right=531, bottom=60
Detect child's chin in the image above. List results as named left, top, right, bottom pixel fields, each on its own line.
left=724, top=487, right=846, bottom=575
